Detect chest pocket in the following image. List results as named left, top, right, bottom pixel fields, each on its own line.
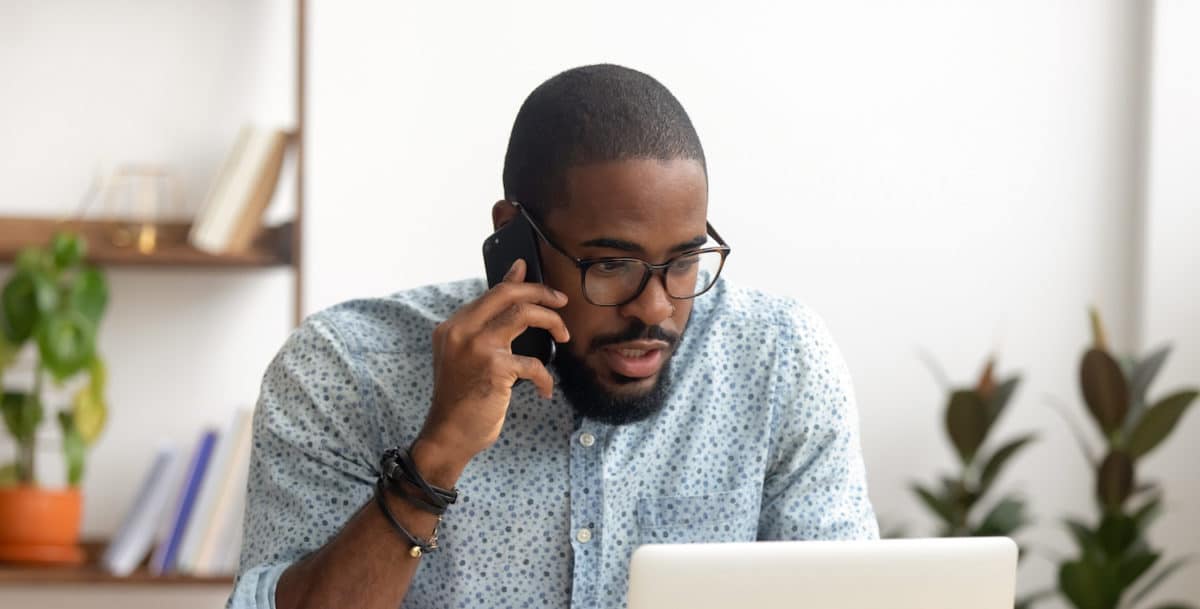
left=637, top=485, right=761, bottom=545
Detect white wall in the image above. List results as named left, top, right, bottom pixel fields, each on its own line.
left=307, top=0, right=1195, bottom=605
left=1, top=1, right=1196, bottom=608
left=1140, top=0, right=1200, bottom=604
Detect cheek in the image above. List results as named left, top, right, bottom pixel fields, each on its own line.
left=558, top=302, right=611, bottom=356
left=672, top=299, right=694, bottom=329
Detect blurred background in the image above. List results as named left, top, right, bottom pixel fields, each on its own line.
left=0, top=1, right=1196, bottom=608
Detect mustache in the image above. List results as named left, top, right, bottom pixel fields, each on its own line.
left=587, top=320, right=680, bottom=351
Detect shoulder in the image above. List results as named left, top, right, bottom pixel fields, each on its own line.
left=695, top=277, right=833, bottom=351
left=302, top=278, right=487, bottom=355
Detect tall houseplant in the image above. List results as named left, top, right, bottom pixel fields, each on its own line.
left=911, top=355, right=1036, bottom=540
left=1054, top=309, right=1197, bottom=609
left=0, top=232, right=109, bottom=564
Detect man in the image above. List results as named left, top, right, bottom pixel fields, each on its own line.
left=227, top=64, right=877, bottom=609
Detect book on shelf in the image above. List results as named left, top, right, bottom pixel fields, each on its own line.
left=190, top=126, right=291, bottom=255
left=103, top=410, right=255, bottom=577
left=149, top=428, right=217, bottom=575
left=195, top=409, right=254, bottom=575
left=176, top=409, right=251, bottom=574
left=100, top=445, right=184, bottom=576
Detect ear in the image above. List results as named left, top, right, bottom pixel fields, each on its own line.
left=491, top=199, right=519, bottom=230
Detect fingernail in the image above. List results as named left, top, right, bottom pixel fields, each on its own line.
left=506, top=259, right=523, bottom=276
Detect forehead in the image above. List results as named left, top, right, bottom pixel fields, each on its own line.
left=548, top=158, right=708, bottom=247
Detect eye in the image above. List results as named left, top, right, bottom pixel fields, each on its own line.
left=592, top=260, right=635, bottom=276
left=669, top=255, right=701, bottom=273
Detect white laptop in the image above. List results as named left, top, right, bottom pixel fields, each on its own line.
left=627, top=537, right=1018, bottom=609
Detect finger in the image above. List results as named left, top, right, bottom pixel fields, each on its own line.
left=510, top=354, right=555, bottom=398
left=488, top=302, right=571, bottom=344
left=503, top=258, right=526, bottom=282
left=464, top=280, right=568, bottom=331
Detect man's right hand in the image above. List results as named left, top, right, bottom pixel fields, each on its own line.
left=414, top=258, right=570, bottom=482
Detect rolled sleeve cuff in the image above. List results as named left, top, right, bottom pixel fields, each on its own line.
left=227, top=562, right=290, bottom=609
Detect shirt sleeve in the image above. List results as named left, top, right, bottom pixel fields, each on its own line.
left=756, top=303, right=879, bottom=541
left=226, top=315, right=382, bottom=609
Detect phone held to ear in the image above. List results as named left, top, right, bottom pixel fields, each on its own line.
left=482, top=211, right=557, bottom=365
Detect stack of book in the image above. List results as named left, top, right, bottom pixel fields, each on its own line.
left=189, top=126, right=291, bottom=255
left=102, top=409, right=254, bottom=577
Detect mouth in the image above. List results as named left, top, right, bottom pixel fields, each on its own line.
left=600, top=340, right=670, bottom=379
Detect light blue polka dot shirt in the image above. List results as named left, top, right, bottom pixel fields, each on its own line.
left=227, top=277, right=878, bottom=609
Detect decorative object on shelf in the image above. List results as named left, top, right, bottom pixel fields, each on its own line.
left=0, top=232, right=110, bottom=566
left=1051, top=309, right=1198, bottom=609
left=88, top=165, right=185, bottom=255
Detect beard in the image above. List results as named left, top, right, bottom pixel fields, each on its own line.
left=551, top=319, right=681, bottom=426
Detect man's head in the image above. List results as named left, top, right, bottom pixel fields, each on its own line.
left=495, top=64, right=711, bottom=425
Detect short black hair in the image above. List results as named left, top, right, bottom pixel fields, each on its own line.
left=502, top=64, right=706, bottom=218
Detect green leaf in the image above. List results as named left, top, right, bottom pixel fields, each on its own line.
left=1081, top=348, right=1130, bottom=435
left=973, top=497, right=1029, bottom=537
left=57, top=411, right=85, bottom=486
left=1127, top=556, right=1197, bottom=609
left=946, top=389, right=989, bottom=464
left=1098, top=451, right=1135, bottom=510
left=72, top=373, right=108, bottom=446
left=50, top=232, right=86, bottom=270
left=1, top=391, right=43, bottom=443
left=1060, top=560, right=1117, bottom=609
left=36, top=310, right=96, bottom=381
left=1117, top=551, right=1159, bottom=594
left=1127, top=345, right=1172, bottom=427
left=2, top=270, right=43, bottom=343
left=1065, top=518, right=1104, bottom=561
left=14, top=247, right=53, bottom=275
left=1097, top=511, right=1139, bottom=557
left=986, top=376, right=1021, bottom=424
left=0, top=331, right=16, bottom=370
left=88, top=355, right=108, bottom=394
left=911, top=482, right=957, bottom=526
left=978, top=433, right=1037, bottom=495
left=1132, top=495, right=1163, bottom=530
left=68, top=266, right=108, bottom=326
left=1127, top=390, right=1198, bottom=459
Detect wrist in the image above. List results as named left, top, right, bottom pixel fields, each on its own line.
left=409, top=435, right=471, bottom=488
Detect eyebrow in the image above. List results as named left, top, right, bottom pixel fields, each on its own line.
left=579, top=234, right=708, bottom=255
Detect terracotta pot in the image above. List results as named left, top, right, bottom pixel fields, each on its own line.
left=0, top=485, right=85, bottom=565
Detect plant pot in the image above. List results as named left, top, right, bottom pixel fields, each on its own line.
left=0, top=485, right=85, bottom=565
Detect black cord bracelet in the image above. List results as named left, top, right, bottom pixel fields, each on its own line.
left=374, top=477, right=440, bottom=558
left=379, top=446, right=459, bottom=514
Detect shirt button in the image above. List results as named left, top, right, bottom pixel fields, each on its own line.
left=576, top=528, right=593, bottom=543
left=579, top=432, right=596, bottom=447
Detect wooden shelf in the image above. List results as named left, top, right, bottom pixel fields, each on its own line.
left=0, top=217, right=293, bottom=269
left=0, top=541, right=233, bottom=587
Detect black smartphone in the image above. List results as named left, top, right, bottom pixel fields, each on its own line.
left=482, top=212, right=556, bottom=365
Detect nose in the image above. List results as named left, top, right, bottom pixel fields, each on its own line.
left=619, top=269, right=675, bottom=327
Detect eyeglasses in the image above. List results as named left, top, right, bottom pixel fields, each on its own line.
left=512, top=201, right=731, bottom=307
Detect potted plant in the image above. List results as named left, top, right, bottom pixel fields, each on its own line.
left=911, top=355, right=1035, bottom=539
left=910, top=354, right=1045, bottom=608
left=1052, top=309, right=1197, bottom=609
left=0, top=232, right=109, bottom=565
